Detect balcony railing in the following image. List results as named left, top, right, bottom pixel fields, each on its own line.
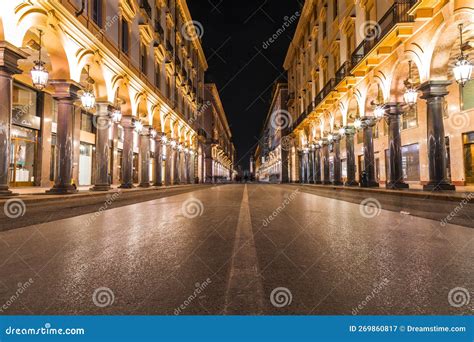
left=154, top=20, right=164, bottom=37
left=335, top=61, right=352, bottom=85
left=139, top=0, right=152, bottom=19
left=166, top=40, right=174, bottom=54
left=351, top=0, right=416, bottom=67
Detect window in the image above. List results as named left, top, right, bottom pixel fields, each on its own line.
left=92, top=0, right=103, bottom=28
left=81, top=111, right=95, bottom=133
left=121, top=18, right=130, bottom=55
left=402, top=106, right=418, bottom=129
left=140, top=43, right=147, bottom=73
left=333, top=0, right=338, bottom=19
left=401, top=144, right=420, bottom=181
left=461, top=81, right=474, bottom=111
left=155, top=62, right=161, bottom=88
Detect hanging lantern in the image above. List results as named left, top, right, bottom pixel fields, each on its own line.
left=328, top=134, right=334, bottom=142
left=354, top=118, right=362, bottom=130
left=81, top=65, right=96, bottom=111
left=134, top=120, right=143, bottom=133
left=374, top=105, right=386, bottom=119
left=112, top=109, right=122, bottom=123
left=404, top=61, right=418, bottom=106
left=31, top=30, right=49, bottom=90
left=453, top=24, right=472, bottom=87
left=338, top=127, right=346, bottom=136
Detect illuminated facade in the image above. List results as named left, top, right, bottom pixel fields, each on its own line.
left=254, top=83, right=290, bottom=183
left=199, top=83, right=235, bottom=183
left=284, top=0, right=474, bottom=190
left=0, top=0, right=209, bottom=194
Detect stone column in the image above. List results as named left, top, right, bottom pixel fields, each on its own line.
left=281, top=144, right=290, bottom=183
left=333, top=137, right=343, bottom=185
left=173, top=145, right=180, bottom=185
left=419, top=81, right=455, bottom=191
left=313, top=147, right=322, bottom=184
left=386, top=103, right=409, bottom=189
left=0, top=43, right=28, bottom=196
left=322, top=143, right=331, bottom=184
left=298, top=151, right=303, bottom=183
left=153, top=133, right=164, bottom=186
left=344, top=129, right=358, bottom=186
left=138, top=126, right=151, bottom=187
left=308, top=148, right=314, bottom=183
left=46, top=80, right=82, bottom=194
left=362, top=120, right=379, bottom=187
left=111, top=121, right=120, bottom=185
left=91, top=103, right=112, bottom=191
left=180, top=149, right=186, bottom=184
left=164, top=141, right=173, bottom=186
left=119, top=116, right=134, bottom=188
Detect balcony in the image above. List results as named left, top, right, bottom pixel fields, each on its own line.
left=139, top=0, right=152, bottom=20
left=334, top=61, right=355, bottom=91
left=155, top=20, right=164, bottom=38
left=351, top=0, right=416, bottom=76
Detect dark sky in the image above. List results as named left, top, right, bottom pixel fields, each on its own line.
left=187, top=0, right=302, bottom=170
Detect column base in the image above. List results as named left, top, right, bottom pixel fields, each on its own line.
left=153, top=182, right=163, bottom=187
left=119, top=183, right=135, bottom=189
left=0, top=187, right=17, bottom=197
left=345, top=180, right=359, bottom=186
left=423, top=182, right=455, bottom=191
left=322, top=181, right=332, bottom=185
left=360, top=181, right=379, bottom=188
left=314, top=180, right=322, bottom=184
left=309, top=180, right=315, bottom=184
left=332, top=181, right=343, bottom=186
left=139, top=183, right=151, bottom=188
left=46, top=184, right=78, bottom=194
left=90, top=184, right=111, bottom=191
left=386, top=181, right=409, bottom=190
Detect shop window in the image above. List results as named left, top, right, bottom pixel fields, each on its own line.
left=402, top=106, right=418, bottom=130
left=461, top=81, right=474, bottom=111
left=401, top=144, right=420, bottom=181
left=81, top=111, right=96, bottom=133
left=12, top=83, right=38, bottom=123
left=445, top=136, right=451, bottom=181
left=463, top=132, right=474, bottom=184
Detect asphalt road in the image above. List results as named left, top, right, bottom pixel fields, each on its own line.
left=0, top=184, right=472, bottom=315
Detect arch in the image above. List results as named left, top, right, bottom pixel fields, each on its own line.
left=428, top=8, right=474, bottom=80
left=388, top=58, right=421, bottom=103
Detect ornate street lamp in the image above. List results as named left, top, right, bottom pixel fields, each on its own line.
left=31, top=29, right=49, bottom=90
left=354, top=118, right=362, bottom=130
left=453, top=24, right=472, bottom=87
left=338, top=127, right=346, bottom=136
left=80, top=65, right=96, bottom=110
left=404, top=60, right=418, bottom=106
left=134, top=119, right=143, bottom=133
left=112, top=109, right=122, bottom=123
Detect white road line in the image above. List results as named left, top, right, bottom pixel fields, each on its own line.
left=223, top=184, right=265, bottom=314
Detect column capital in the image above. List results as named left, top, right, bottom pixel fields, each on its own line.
left=0, top=42, right=29, bottom=75
left=385, top=102, right=405, bottom=116
left=49, top=80, right=82, bottom=101
left=139, top=125, right=152, bottom=136
left=96, top=102, right=114, bottom=112
left=120, top=116, right=134, bottom=129
left=419, top=80, right=451, bottom=99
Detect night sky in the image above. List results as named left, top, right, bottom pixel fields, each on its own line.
left=188, top=0, right=303, bottom=170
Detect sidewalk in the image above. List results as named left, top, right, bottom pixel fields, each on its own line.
left=284, top=182, right=474, bottom=202
left=1, top=184, right=205, bottom=203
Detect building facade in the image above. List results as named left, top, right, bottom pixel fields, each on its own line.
left=0, top=0, right=214, bottom=194
left=254, top=83, right=290, bottom=183
left=284, top=0, right=474, bottom=190
left=197, top=83, right=235, bottom=183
